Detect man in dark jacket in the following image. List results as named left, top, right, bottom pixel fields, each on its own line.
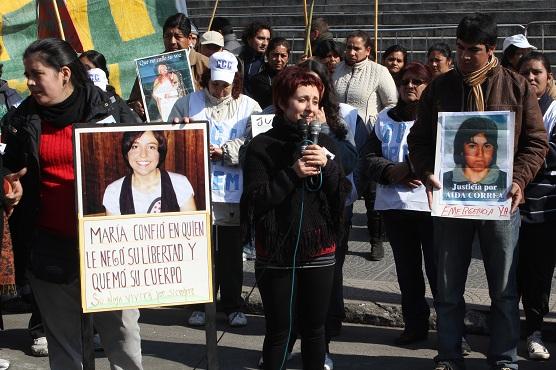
left=239, top=21, right=272, bottom=97
left=127, top=13, right=208, bottom=121
left=407, top=13, right=548, bottom=370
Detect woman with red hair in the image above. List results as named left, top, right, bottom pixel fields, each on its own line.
left=241, top=66, right=349, bottom=369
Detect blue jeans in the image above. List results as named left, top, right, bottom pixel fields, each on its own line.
left=433, top=212, right=520, bottom=369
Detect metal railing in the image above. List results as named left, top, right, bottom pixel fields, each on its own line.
left=524, top=21, right=556, bottom=51
left=277, top=23, right=529, bottom=61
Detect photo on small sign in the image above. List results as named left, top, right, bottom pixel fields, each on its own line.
left=75, top=124, right=208, bottom=217
left=432, top=111, right=515, bottom=220
left=135, top=50, right=195, bottom=122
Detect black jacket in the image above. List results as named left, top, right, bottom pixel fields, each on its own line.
left=249, top=64, right=278, bottom=110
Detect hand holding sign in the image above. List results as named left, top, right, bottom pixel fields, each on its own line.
left=508, top=182, right=522, bottom=214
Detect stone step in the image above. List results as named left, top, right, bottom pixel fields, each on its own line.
left=189, top=0, right=556, bottom=15
left=190, top=10, right=556, bottom=30
left=187, top=0, right=555, bottom=8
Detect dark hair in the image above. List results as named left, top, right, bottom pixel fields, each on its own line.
left=456, top=13, right=497, bottom=47
left=427, top=42, right=452, bottom=60
left=80, top=50, right=109, bottom=78
left=211, top=17, right=234, bottom=35
left=266, top=37, right=291, bottom=57
left=517, top=51, right=552, bottom=75
left=298, top=59, right=346, bottom=139
left=382, top=44, right=407, bottom=64
left=501, top=44, right=534, bottom=69
left=272, top=66, right=324, bottom=116
left=453, top=117, right=498, bottom=166
left=347, top=30, right=372, bottom=49
left=311, top=17, right=329, bottom=34
left=313, top=39, right=344, bottom=60
left=400, top=62, right=433, bottom=84
left=122, top=131, right=168, bottom=169
left=163, top=13, right=192, bottom=37
left=200, top=69, right=243, bottom=99
left=241, top=21, right=272, bottom=45
left=23, top=38, right=90, bottom=88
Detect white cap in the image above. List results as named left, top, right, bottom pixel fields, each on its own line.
left=502, top=34, right=537, bottom=52
left=200, top=31, right=224, bottom=47
left=87, top=68, right=108, bottom=92
left=208, top=51, right=238, bottom=84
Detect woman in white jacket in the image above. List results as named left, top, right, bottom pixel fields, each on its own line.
left=170, top=51, right=261, bottom=327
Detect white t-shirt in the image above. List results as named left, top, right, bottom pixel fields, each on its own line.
left=103, top=172, right=194, bottom=215
left=373, top=108, right=429, bottom=212
left=543, top=99, right=556, bottom=138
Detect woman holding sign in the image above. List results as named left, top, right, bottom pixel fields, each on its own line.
left=364, top=62, right=438, bottom=346
left=2, top=38, right=143, bottom=370
left=169, top=50, right=261, bottom=327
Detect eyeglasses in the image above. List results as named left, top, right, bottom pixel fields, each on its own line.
left=401, top=78, right=425, bottom=86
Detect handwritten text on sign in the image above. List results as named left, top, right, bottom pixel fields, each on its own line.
left=81, top=213, right=211, bottom=312
left=434, top=204, right=510, bottom=220
left=251, top=114, right=275, bottom=137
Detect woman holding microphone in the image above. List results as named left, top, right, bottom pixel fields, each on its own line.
left=241, top=66, right=349, bottom=369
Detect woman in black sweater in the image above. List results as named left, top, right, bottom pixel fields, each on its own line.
left=241, top=66, right=349, bottom=369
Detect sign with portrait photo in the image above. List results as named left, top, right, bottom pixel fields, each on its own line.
left=135, top=50, right=195, bottom=122
left=73, top=122, right=212, bottom=312
left=432, top=111, right=515, bottom=220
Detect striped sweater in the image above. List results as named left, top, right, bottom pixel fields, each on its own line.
left=520, top=92, right=556, bottom=223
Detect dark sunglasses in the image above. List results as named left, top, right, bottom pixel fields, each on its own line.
left=401, top=78, right=425, bottom=86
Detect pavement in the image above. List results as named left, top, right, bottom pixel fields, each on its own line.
left=1, top=200, right=556, bottom=369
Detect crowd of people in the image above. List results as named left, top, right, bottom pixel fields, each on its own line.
left=0, top=9, right=554, bottom=370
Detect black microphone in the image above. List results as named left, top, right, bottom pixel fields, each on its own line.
left=298, top=119, right=309, bottom=154
left=309, top=121, right=321, bottom=146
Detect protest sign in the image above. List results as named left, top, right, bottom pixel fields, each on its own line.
left=251, top=114, right=275, bottom=137
left=135, top=50, right=195, bottom=122
left=2, top=0, right=186, bottom=98
left=74, top=122, right=212, bottom=312
left=432, top=111, right=515, bottom=220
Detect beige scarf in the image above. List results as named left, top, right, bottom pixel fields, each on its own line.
left=461, top=56, right=499, bottom=111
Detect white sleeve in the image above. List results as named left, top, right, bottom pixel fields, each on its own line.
left=102, top=178, right=124, bottom=215
left=168, top=94, right=191, bottom=122
left=168, top=172, right=195, bottom=206
left=376, top=66, right=398, bottom=110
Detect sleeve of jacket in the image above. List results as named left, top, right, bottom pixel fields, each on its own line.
left=362, top=128, right=394, bottom=184
left=377, top=66, right=398, bottom=109
left=334, top=137, right=357, bottom=176
left=222, top=99, right=261, bottom=166
left=167, top=95, right=191, bottom=122
left=128, top=77, right=141, bottom=103
left=512, top=82, right=549, bottom=190
left=114, top=95, right=141, bottom=123
left=1, top=109, right=27, bottom=172
left=407, top=83, right=436, bottom=180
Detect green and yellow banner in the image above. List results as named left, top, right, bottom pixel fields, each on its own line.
left=0, top=0, right=185, bottom=99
